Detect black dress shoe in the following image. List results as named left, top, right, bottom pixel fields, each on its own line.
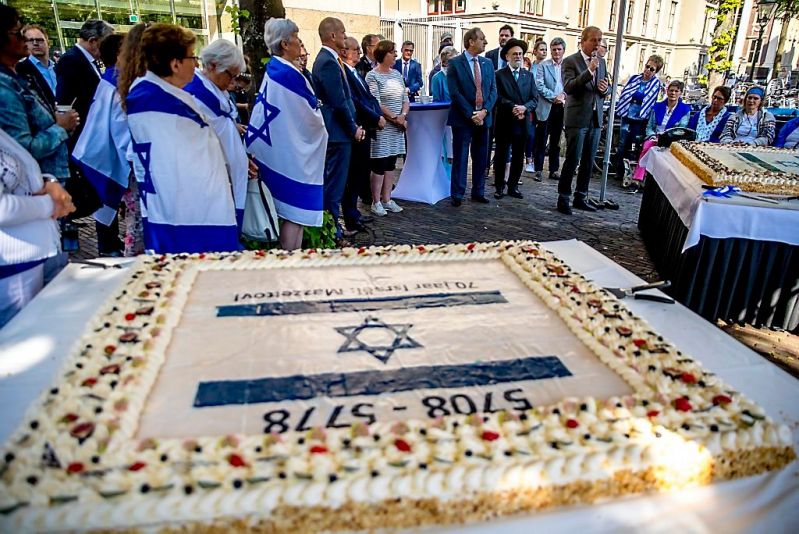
left=507, top=189, right=523, bottom=199
left=556, top=200, right=572, bottom=215
left=573, top=198, right=597, bottom=212
left=471, top=196, right=490, bottom=204
left=494, top=191, right=504, bottom=199
left=550, top=171, right=560, bottom=181
left=360, top=215, right=374, bottom=224
left=586, top=198, right=604, bottom=210
left=346, top=222, right=369, bottom=233
left=451, top=198, right=462, bottom=207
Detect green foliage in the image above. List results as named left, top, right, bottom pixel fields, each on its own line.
left=224, top=4, right=251, bottom=37
left=705, top=0, right=744, bottom=75
left=302, top=211, right=338, bottom=249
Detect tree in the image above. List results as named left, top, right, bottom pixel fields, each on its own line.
left=771, top=0, right=799, bottom=78
left=238, top=0, right=285, bottom=88
left=704, top=0, right=744, bottom=90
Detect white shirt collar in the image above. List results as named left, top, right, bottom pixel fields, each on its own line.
left=76, top=42, right=100, bottom=76
left=580, top=49, right=592, bottom=62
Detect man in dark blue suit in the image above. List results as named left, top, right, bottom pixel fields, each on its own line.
left=446, top=27, right=497, bottom=206
left=493, top=38, right=537, bottom=199
left=312, top=17, right=365, bottom=242
left=341, top=37, right=384, bottom=234
left=393, top=40, right=423, bottom=102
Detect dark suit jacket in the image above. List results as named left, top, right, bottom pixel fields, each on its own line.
left=393, top=58, right=423, bottom=97
left=312, top=48, right=358, bottom=143
left=55, top=45, right=101, bottom=145
left=446, top=53, right=497, bottom=129
left=486, top=48, right=501, bottom=70
left=16, top=58, right=56, bottom=116
left=345, top=67, right=382, bottom=137
left=494, top=67, right=537, bottom=137
left=561, top=51, right=608, bottom=129
left=355, top=55, right=373, bottom=81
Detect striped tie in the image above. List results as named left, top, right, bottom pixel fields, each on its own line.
left=473, top=58, right=483, bottom=110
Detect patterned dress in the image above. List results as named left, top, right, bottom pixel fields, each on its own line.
left=365, top=69, right=408, bottom=159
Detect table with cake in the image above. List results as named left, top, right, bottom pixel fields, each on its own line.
left=0, top=240, right=796, bottom=532
left=639, top=142, right=799, bottom=333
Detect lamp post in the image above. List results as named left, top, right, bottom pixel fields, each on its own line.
left=749, top=0, right=778, bottom=82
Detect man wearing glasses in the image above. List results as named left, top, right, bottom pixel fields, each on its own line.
left=17, top=24, right=56, bottom=114
left=356, top=34, right=380, bottom=80
left=393, top=40, right=423, bottom=101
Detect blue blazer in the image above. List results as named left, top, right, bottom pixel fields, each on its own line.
left=393, top=58, right=423, bottom=98
left=446, top=53, right=497, bottom=129
left=431, top=70, right=450, bottom=102
left=345, top=67, right=382, bottom=132
left=774, top=116, right=799, bottom=147
left=312, top=48, right=358, bottom=143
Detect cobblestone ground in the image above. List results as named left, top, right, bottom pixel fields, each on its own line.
left=74, top=168, right=656, bottom=279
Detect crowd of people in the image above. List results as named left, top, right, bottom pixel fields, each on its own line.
left=2, top=6, right=798, bottom=327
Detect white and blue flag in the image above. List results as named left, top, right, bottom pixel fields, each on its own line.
left=126, top=71, right=239, bottom=254
left=246, top=55, right=327, bottom=227
left=71, top=66, right=131, bottom=226
left=183, top=70, right=248, bottom=228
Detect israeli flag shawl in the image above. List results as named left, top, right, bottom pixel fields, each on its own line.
left=126, top=71, right=238, bottom=254
left=183, top=70, right=248, bottom=228
left=246, top=55, right=327, bottom=227
left=71, top=66, right=131, bottom=226
left=615, top=74, right=662, bottom=120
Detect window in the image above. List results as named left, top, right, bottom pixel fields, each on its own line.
left=606, top=44, right=615, bottom=74
left=429, top=0, right=466, bottom=15
left=642, top=0, right=650, bottom=35
left=639, top=47, right=647, bottom=71
left=521, top=0, right=545, bottom=16
left=609, top=0, right=617, bottom=31
left=664, top=51, right=671, bottom=74
left=578, top=0, right=591, bottom=28
left=521, top=32, right=545, bottom=46
left=667, top=2, right=678, bottom=39
left=653, top=0, right=662, bottom=36
left=626, top=1, right=636, bottom=34
left=747, top=38, right=758, bottom=65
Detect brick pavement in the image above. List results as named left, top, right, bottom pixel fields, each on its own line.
left=73, top=168, right=657, bottom=281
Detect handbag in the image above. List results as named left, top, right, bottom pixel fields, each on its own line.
left=242, top=178, right=280, bottom=242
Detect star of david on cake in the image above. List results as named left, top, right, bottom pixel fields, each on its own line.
left=335, top=316, right=422, bottom=363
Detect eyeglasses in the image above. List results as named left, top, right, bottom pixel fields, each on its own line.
left=299, top=54, right=308, bottom=59
left=183, top=56, right=199, bottom=63
left=711, top=95, right=726, bottom=101
left=645, top=65, right=657, bottom=72
left=25, top=38, right=46, bottom=44
left=223, top=69, right=239, bottom=79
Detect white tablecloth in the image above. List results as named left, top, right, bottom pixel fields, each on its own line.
left=640, top=148, right=799, bottom=251
left=1, top=246, right=797, bottom=533
left=393, top=102, right=451, bottom=204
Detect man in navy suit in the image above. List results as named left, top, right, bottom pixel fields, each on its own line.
left=446, top=27, right=497, bottom=206
left=393, top=40, right=423, bottom=101
left=341, top=37, right=384, bottom=233
left=493, top=38, right=537, bottom=199
left=55, top=19, right=120, bottom=255
left=312, top=17, right=365, bottom=242
left=484, top=25, right=513, bottom=182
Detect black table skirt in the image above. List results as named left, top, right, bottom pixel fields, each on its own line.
left=638, top=178, right=799, bottom=333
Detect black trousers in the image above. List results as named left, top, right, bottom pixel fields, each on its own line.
left=545, top=103, right=564, bottom=173
left=494, top=130, right=528, bottom=192
left=559, top=118, right=601, bottom=201
left=342, top=138, right=371, bottom=229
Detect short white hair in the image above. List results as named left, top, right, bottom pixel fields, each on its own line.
left=264, top=18, right=299, bottom=57
left=440, top=46, right=458, bottom=66
left=200, top=39, right=246, bottom=73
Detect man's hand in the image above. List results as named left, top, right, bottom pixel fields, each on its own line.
left=354, top=126, right=366, bottom=142
left=37, top=181, right=75, bottom=219
left=554, top=93, right=566, bottom=105
left=237, top=123, right=247, bottom=136
left=247, top=158, right=258, bottom=179
left=512, top=105, right=526, bottom=119
left=377, top=116, right=386, bottom=129
left=588, top=55, right=599, bottom=74
left=471, top=109, right=487, bottom=126
left=598, top=79, right=608, bottom=93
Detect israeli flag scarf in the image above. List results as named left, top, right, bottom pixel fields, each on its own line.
left=71, top=66, right=131, bottom=226
left=615, top=74, right=662, bottom=120
left=246, top=55, right=327, bottom=227
left=126, top=71, right=239, bottom=254
left=183, top=70, right=248, bottom=228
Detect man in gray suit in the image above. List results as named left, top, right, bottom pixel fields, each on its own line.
left=534, top=37, right=566, bottom=182
left=557, top=26, right=609, bottom=215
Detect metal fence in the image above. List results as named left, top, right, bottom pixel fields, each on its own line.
left=379, top=15, right=467, bottom=83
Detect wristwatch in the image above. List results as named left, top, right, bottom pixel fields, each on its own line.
left=42, top=175, right=60, bottom=184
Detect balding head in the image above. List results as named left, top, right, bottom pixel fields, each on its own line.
left=318, top=17, right=346, bottom=49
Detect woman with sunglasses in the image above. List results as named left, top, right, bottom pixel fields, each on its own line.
left=719, top=86, right=776, bottom=146
left=687, top=86, right=732, bottom=143
left=614, top=55, right=664, bottom=178
left=118, top=23, right=238, bottom=254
